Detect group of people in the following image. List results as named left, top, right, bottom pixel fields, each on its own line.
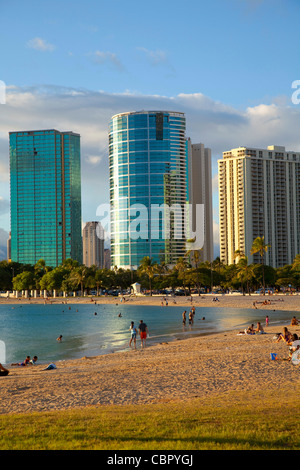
left=182, top=306, right=196, bottom=325
left=129, top=320, right=149, bottom=349
left=241, top=321, right=266, bottom=335
left=11, top=355, right=38, bottom=366
left=0, top=355, right=39, bottom=376
left=275, top=326, right=300, bottom=360
left=239, top=314, right=300, bottom=362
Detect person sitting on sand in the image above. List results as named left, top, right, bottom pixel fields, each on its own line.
left=0, top=363, right=9, bottom=376
left=11, top=356, right=30, bottom=366
left=288, top=334, right=300, bottom=360
left=291, top=316, right=299, bottom=326
left=238, top=324, right=255, bottom=335
left=276, top=327, right=292, bottom=344
left=246, top=324, right=255, bottom=335
left=255, top=322, right=265, bottom=334
left=29, top=356, right=38, bottom=365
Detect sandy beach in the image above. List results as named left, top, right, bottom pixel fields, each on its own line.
left=1, top=292, right=299, bottom=312
left=1, top=293, right=299, bottom=415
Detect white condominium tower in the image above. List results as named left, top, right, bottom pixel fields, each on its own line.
left=218, top=145, right=300, bottom=268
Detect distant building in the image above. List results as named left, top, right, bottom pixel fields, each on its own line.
left=218, top=145, right=300, bottom=267
left=187, top=140, right=214, bottom=263
left=9, top=129, right=82, bottom=266
left=83, top=221, right=104, bottom=268
left=104, top=248, right=111, bottom=269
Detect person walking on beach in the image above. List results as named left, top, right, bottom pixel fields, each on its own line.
left=129, top=321, right=137, bottom=349
left=138, top=320, right=149, bottom=349
left=265, top=315, right=269, bottom=327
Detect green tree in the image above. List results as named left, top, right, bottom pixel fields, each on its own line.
left=40, top=266, right=70, bottom=292
left=138, top=257, right=158, bottom=295
left=235, top=256, right=254, bottom=295
left=13, top=271, right=35, bottom=291
left=68, top=266, right=88, bottom=295
left=292, top=254, right=300, bottom=272
left=250, top=236, right=270, bottom=294
left=174, top=257, right=189, bottom=295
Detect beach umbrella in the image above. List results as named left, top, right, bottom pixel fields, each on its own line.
left=291, top=349, right=300, bottom=366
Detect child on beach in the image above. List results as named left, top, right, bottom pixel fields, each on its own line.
left=11, top=356, right=30, bottom=366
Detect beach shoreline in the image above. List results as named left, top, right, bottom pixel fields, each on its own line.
left=1, top=316, right=300, bottom=416
left=0, top=292, right=299, bottom=312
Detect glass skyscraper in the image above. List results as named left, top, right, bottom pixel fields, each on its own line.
left=9, top=129, right=82, bottom=267
left=109, top=111, right=187, bottom=268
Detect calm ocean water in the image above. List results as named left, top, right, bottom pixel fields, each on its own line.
left=0, top=302, right=297, bottom=365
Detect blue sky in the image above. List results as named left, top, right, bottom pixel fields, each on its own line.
left=0, top=0, right=300, bottom=258
left=1, top=0, right=299, bottom=107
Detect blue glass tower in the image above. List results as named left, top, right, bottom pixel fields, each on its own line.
left=9, top=129, right=82, bottom=267
left=109, top=111, right=187, bottom=268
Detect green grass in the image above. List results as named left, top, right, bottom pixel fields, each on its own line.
left=0, top=387, right=299, bottom=450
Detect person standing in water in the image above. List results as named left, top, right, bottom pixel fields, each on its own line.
left=129, top=321, right=137, bottom=349
left=138, top=320, right=149, bottom=349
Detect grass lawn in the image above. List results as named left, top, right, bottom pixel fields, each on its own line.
left=0, top=386, right=299, bottom=450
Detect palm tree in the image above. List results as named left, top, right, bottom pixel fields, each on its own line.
left=234, top=249, right=245, bottom=264
left=292, top=254, right=300, bottom=272
left=236, top=256, right=254, bottom=295
left=138, top=257, right=157, bottom=295
left=250, top=236, right=270, bottom=294
left=68, top=266, right=88, bottom=295
left=175, top=257, right=189, bottom=295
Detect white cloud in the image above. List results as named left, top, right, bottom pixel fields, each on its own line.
left=26, top=37, right=55, bottom=52
left=0, top=197, right=9, bottom=215
left=137, top=47, right=168, bottom=65
left=90, top=51, right=124, bottom=70
left=85, top=155, right=103, bottom=165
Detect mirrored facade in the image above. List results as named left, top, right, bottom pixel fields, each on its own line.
left=10, top=129, right=82, bottom=267
left=109, top=111, right=187, bottom=268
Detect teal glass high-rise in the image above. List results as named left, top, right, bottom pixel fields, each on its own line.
left=109, top=111, right=187, bottom=268
left=9, top=129, right=82, bottom=267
